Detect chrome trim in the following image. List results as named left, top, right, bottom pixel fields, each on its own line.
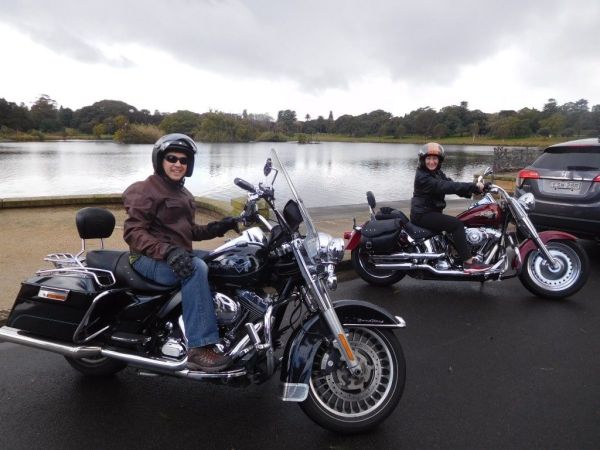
left=0, top=326, right=102, bottom=357
left=343, top=314, right=406, bottom=329
left=73, top=289, right=122, bottom=343
left=177, top=368, right=247, bottom=380
left=280, top=382, right=309, bottom=402
left=36, top=267, right=116, bottom=288
left=292, top=239, right=361, bottom=375
left=100, top=348, right=187, bottom=371
left=371, top=252, right=445, bottom=261
left=40, top=251, right=116, bottom=287
left=373, top=262, right=504, bottom=276
left=0, top=326, right=248, bottom=380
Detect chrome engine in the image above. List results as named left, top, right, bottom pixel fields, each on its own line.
left=464, top=227, right=502, bottom=255
left=160, top=289, right=273, bottom=359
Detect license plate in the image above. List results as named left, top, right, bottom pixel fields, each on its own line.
left=550, top=181, right=581, bottom=191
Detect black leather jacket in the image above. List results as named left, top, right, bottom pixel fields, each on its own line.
left=410, top=167, right=478, bottom=219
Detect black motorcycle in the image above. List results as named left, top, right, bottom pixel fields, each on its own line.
left=0, top=150, right=406, bottom=434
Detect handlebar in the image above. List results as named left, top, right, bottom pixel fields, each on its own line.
left=234, top=177, right=255, bottom=193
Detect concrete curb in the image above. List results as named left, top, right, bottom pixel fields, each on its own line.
left=0, top=194, right=234, bottom=216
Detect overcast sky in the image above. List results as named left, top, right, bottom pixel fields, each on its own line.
left=1, top=0, right=599, bottom=119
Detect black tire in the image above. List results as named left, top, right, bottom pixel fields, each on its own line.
left=351, top=247, right=405, bottom=286
left=300, top=327, right=406, bottom=434
left=518, top=240, right=589, bottom=299
left=64, top=355, right=126, bottom=377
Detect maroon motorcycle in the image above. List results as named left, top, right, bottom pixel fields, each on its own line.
left=344, top=168, right=589, bottom=299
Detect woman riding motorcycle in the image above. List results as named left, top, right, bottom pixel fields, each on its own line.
left=410, top=142, right=489, bottom=273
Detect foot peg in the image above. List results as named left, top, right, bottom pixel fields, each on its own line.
left=245, top=323, right=270, bottom=350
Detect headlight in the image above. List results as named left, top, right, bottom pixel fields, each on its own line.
left=518, top=192, right=535, bottom=211
left=327, top=238, right=346, bottom=263
left=316, top=233, right=345, bottom=263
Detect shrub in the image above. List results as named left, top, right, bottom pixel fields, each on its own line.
left=114, top=124, right=162, bottom=144
left=256, top=131, right=288, bottom=142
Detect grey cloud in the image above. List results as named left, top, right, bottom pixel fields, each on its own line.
left=2, top=0, right=597, bottom=93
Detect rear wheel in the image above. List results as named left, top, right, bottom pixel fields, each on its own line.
left=65, top=355, right=126, bottom=377
left=351, top=247, right=405, bottom=286
left=300, top=327, right=406, bottom=434
left=518, top=240, right=589, bottom=299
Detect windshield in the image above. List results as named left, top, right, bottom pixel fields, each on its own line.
left=270, top=149, right=320, bottom=261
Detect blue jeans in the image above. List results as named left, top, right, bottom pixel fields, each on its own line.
left=132, top=250, right=219, bottom=348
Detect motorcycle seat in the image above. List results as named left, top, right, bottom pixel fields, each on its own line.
left=403, top=222, right=436, bottom=240
left=86, top=250, right=175, bottom=293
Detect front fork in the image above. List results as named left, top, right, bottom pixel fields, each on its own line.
left=518, top=211, right=560, bottom=270
left=292, top=240, right=362, bottom=376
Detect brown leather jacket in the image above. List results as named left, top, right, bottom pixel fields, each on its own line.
left=123, top=174, right=223, bottom=260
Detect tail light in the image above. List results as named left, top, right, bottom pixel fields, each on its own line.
left=516, top=169, right=540, bottom=188
left=593, top=175, right=600, bottom=183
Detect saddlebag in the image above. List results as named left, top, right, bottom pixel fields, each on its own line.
left=360, top=218, right=402, bottom=251
left=7, top=275, right=101, bottom=342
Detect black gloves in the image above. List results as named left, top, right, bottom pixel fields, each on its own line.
left=166, top=247, right=195, bottom=279
left=207, top=216, right=240, bottom=237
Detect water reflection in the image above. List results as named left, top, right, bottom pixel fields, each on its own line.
left=0, top=141, right=494, bottom=207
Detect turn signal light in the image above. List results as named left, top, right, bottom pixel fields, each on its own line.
left=516, top=169, right=540, bottom=187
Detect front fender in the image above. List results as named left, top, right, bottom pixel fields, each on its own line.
left=517, top=230, right=578, bottom=270
left=279, top=299, right=405, bottom=402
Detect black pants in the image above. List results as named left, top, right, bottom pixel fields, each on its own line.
left=412, top=211, right=470, bottom=261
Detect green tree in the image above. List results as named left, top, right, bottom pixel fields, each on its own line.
left=159, top=110, right=202, bottom=135
left=72, top=100, right=138, bottom=134
left=538, top=113, right=566, bottom=136
left=92, top=123, right=106, bottom=138
left=30, top=94, right=60, bottom=132
left=0, top=98, right=32, bottom=130
left=276, top=109, right=297, bottom=134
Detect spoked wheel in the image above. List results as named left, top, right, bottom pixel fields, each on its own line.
left=519, top=240, right=589, bottom=299
left=351, top=247, right=405, bottom=286
left=300, top=327, right=406, bottom=434
left=65, top=355, right=126, bottom=377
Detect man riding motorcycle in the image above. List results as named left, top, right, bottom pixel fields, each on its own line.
left=122, top=133, right=238, bottom=372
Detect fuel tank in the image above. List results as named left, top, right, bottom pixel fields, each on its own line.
left=206, top=227, right=269, bottom=286
left=456, top=201, right=503, bottom=228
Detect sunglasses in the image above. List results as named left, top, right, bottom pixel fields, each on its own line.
left=164, top=154, right=189, bottom=165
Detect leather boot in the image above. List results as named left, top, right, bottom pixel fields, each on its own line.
left=187, top=346, right=232, bottom=373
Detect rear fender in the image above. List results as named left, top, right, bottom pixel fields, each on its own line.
left=344, top=229, right=362, bottom=251
left=279, top=300, right=405, bottom=402
left=517, top=230, right=578, bottom=270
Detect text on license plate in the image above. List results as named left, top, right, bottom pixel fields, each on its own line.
left=550, top=181, right=581, bottom=191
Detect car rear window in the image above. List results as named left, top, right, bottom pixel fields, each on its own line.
left=532, top=147, right=600, bottom=170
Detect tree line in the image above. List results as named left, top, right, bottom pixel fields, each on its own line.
left=1, top=95, right=599, bottom=143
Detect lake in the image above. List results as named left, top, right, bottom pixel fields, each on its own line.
left=0, top=141, right=495, bottom=207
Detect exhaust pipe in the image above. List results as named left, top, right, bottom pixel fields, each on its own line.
left=373, top=263, right=465, bottom=276
left=0, top=326, right=101, bottom=358
left=0, top=325, right=185, bottom=372
left=0, top=326, right=248, bottom=379
left=371, top=252, right=445, bottom=261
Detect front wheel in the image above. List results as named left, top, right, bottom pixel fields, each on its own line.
left=65, top=355, right=126, bottom=377
left=351, top=247, right=405, bottom=286
left=519, top=240, right=589, bottom=299
left=300, top=327, right=406, bottom=434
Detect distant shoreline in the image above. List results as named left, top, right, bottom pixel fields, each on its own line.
left=0, top=133, right=565, bottom=148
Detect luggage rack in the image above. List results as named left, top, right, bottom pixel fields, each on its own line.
left=37, top=252, right=116, bottom=288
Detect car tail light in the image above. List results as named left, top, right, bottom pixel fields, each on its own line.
left=593, top=175, right=600, bottom=183
left=516, top=169, right=540, bottom=187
